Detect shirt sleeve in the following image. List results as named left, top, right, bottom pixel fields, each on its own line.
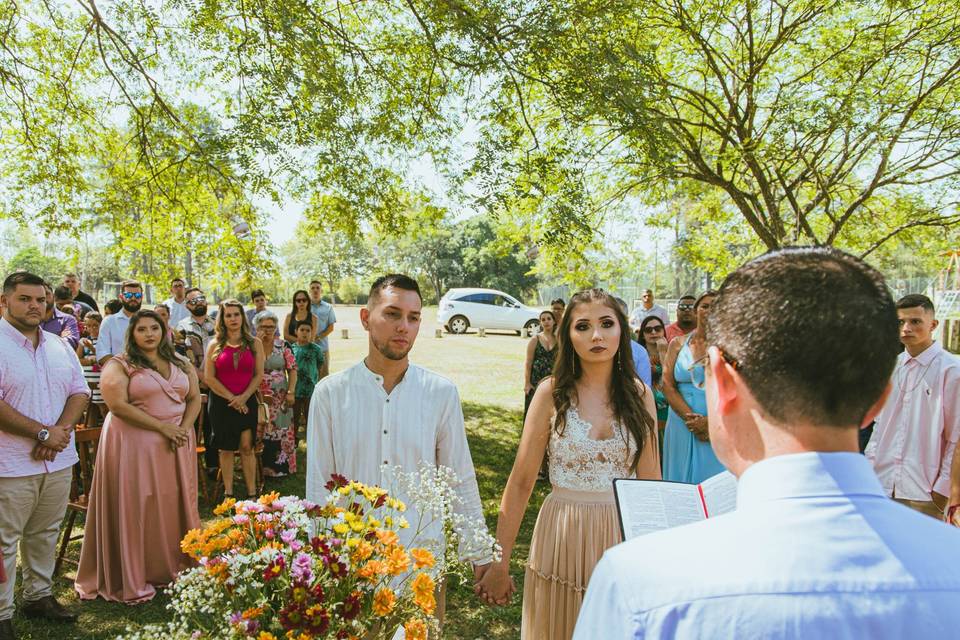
left=306, top=382, right=336, bottom=504
left=328, top=306, right=337, bottom=324
left=435, top=384, right=491, bottom=563
left=573, top=553, right=638, bottom=639
left=62, top=315, right=81, bottom=349
left=65, top=340, right=92, bottom=398
left=934, top=361, right=960, bottom=496
left=95, top=316, right=113, bottom=361
left=632, top=342, right=653, bottom=388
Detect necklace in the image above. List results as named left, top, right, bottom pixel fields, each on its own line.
left=896, top=356, right=935, bottom=396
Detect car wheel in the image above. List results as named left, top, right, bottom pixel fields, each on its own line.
left=523, top=319, right=541, bottom=336
left=449, top=315, right=470, bottom=334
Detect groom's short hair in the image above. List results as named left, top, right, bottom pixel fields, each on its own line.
left=368, top=274, right=422, bottom=307
left=705, top=247, right=899, bottom=428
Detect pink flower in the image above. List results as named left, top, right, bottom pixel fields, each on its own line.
left=233, top=514, right=250, bottom=525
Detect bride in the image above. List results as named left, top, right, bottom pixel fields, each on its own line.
left=477, top=288, right=661, bottom=639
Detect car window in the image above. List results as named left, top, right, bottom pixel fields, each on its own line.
left=455, top=293, right=493, bottom=304
left=491, top=295, right=515, bottom=307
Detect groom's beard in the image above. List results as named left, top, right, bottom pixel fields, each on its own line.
left=372, top=335, right=413, bottom=361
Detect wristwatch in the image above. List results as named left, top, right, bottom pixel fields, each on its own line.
left=37, top=427, right=50, bottom=442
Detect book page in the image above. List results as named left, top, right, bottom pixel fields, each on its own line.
left=614, top=480, right=705, bottom=540
left=699, top=470, right=738, bottom=518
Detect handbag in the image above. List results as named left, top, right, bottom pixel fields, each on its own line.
left=256, top=391, right=271, bottom=424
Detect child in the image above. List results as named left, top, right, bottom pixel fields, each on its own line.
left=76, top=312, right=105, bottom=421
left=291, top=321, right=324, bottom=440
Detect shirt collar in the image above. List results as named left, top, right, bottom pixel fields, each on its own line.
left=904, top=340, right=942, bottom=367
left=358, top=360, right=414, bottom=392
left=0, top=317, right=46, bottom=349
left=737, top=452, right=885, bottom=507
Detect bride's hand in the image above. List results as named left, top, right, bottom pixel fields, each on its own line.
left=475, top=563, right=515, bottom=606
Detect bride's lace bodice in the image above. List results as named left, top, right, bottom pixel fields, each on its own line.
left=549, top=407, right=636, bottom=492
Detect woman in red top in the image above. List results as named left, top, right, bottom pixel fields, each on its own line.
left=203, top=299, right=264, bottom=498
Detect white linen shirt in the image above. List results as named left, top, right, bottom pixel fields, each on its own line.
left=865, top=341, right=960, bottom=499
left=306, top=361, right=489, bottom=562
left=163, top=297, right=191, bottom=328
left=95, top=310, right=132, bottom=362
left=574, top=452, right=960, bottom=639
left=0, top=318, right=89, bottom=477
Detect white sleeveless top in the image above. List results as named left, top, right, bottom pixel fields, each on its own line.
left=548, top=407, right=637, bottom=492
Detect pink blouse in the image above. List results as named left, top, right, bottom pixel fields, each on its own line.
left=214, top=345, right=255, bottom=395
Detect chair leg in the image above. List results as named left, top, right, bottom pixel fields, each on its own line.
left=197, top=456, right=209, bottom=504
left=55, top=510, right=79, bottom=576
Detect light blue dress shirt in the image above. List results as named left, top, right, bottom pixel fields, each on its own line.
left=310, top=300, right=337, bottom=353
left=95, top=311, right=132, bottom=362
left=575, top=452, right=960, bottom=639
left=630, top=340, right=653, bottom=389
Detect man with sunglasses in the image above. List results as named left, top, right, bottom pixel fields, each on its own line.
left=665, top=294, right=697, bottom=343
left=95, top=280, right=143, bottom=366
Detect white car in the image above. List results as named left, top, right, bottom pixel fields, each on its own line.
left=438, top=288, right=542, bottom=335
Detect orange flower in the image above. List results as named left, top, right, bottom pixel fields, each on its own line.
left=409, top=548, right=435, bottom=569
left=404, top=619, right=428, bottom=640
left=258, top=491, right=280, bottom=505
left=242, top=606, right=264, bottom=619
left=351, top=540, right=374, bottom=563
left=375, top=529, right=399, bottom=546
left=358, top=560, right=388, bottom=582
left=387, top=547, right=410, bottom=576
left=372, top=587, right=396, bottom=616
left=411, top=573, right=436, bottom=615
left=214, top=497, right=237, bottom=515
left=257, top=632, right=277, bottom=640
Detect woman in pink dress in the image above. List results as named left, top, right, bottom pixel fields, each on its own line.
left=75, top=309, right=202, bottom=604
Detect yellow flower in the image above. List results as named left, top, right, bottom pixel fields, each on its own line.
left=409, top=548, right=435, bottom=569
left=372, top=587, right=396, bottom=616
left=258, top=632, right=277, bottom=640
left=387, top=547, right=410, bottom=576
left=333, top=523, right=349, bottom=536
left=213, top=497, right=237, bottom=515
left=398, top=517, right=409, bottom=529
left=258, top=491, right=280, bottom=505
left=411, top=573, right=436, bottom=615
left=357, top=560, right=388, bottom=581
left=375, top=530, right=399, bottom=546
left=404, top=619, right=428, bottom=640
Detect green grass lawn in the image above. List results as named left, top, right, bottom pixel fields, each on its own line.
left=13, top=307, right=545, bottom=639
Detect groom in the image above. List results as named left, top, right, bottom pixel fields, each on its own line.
left=306, top=274, right=493, bottom=621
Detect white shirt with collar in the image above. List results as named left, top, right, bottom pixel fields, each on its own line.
left=629, top=303, right=669, bottom=329
left=163, top=297, right=191, bottom=328
left=306, top=361, right=490, bottom=562
left=865, top=340, right=960, bottom=500
left=95, top=310, right=133, bottom=362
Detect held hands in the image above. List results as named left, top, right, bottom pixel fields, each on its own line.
left=159, top=422, right=189, bottom=450
left=474, top=561, right=515, bottom=607
left=684, top=413, right=710, bottom=441
left=31, top=424, right=74, bottom=462
left=228, top=393, right=249, bottom=413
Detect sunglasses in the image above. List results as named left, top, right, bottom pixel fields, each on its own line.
left=186, top=296, right=206, bottom=304
left=295, top=298, right=309, bottom=303
left=677, top=303, right=695, bottom=311
left=122, top=292, right=143, bottom=300
left=642, top=325, right=664, bottom=333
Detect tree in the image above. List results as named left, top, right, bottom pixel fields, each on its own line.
left=453, top=0, right=960, bottom=259
left=455, top=216, right=538, bottom=298
left=7, top=247, right=66, bottom=283
left=282, top=220, right=371, bottom=301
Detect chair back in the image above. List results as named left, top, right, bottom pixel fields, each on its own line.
left=71, top=427, right=102, bottom=504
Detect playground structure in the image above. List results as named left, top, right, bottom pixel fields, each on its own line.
left=933, top=250, right=960, bottom=354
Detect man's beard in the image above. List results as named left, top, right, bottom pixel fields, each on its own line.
left=372, top=336, right=412, bottom=361
left=192, top=305, right=207, bottom=317
left=122, top=299, right=142, bottom=313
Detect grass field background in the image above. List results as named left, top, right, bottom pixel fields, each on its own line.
left=13, top=305, right=548, bottom=639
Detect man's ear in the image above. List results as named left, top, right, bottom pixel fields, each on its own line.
left=861, top=381, right=892, bottom=428
left=359, top=307, right=370, bottom=330
left=930, top=318, right=940, bottom=333
left=708, top=346, right=738, bottom=415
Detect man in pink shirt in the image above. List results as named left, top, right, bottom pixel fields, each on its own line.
left=665, top=294, right=697, bottom=343
left=0, top=272, right=90, bottom=640
left=865, top=294, right=960, bottom=519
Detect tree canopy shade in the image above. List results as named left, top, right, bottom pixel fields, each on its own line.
left=2, top=0, right=958, bottom=274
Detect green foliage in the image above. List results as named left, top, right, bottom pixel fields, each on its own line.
left=6, top=247, right=66, bottom=283
left=282, top=222, right=371, bottom=301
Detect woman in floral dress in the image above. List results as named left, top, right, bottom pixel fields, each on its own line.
left=253, top=310, right=298, bottom=477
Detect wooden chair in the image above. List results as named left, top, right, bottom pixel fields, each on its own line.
left=195, top=393, right=210, bottom=503
left=55, top=426, right=102, bottom=577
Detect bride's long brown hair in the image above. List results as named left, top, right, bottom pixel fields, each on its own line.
left=551, top=289, right=655, bottom=473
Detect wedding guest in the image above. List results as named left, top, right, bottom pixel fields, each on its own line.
left=661, top=291, right=724, bottom=483
left=629, top=289, right=669, bottom=330
left=575, top=247, right=960, bottom=638
left=96, top=280, right=143, bottom=365
left=75, top=310, right=201, bottom=603
left=308, top=280, right=337, bottom=379
left=664, top=294, right=697, bottom=342
left=62, top=272, right=98, bottom=313
left=865, top=294, right=960, bottom=518
left=615, top=297, right=653, bottom=389
left=178, top=287, right=217, bottom=472
left=103, top=298, right=122, bottom=316
left=77, top=312, right=105, bottom=408
left=162, top=277, right=190, bottom=328
left=306, top=274, right=493, bottom=623
left=478, top=289, right=660, bottom=639
left=246, top=289, right=273, bottom=336
left=153, top=303, right=176, bottom=344
left=283, top=290, right=316, bottom=343
left=523, top=310, right=557, bottom=417
left=254, top=310, right=298, bottom=478
left=40, top=282, right=80, bottom=348
left=551, top=298, right=566, bottom=321
left=638, top=315, right=670, bottom=433
left=0, top=272, right=89, bottom=640
left=291, top=321, right=324, bottom=439
left=54, top=285, right=92, bottom=320
left=204, top=299, right=264, bottom=498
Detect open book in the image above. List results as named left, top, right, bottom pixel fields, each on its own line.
left=613, top=471, right=738, bottom=540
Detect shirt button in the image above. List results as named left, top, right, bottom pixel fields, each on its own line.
left=383, top=430, right=388, bottom=435
left=383, top=460, right=388, bottom=465
left=386, top=399, right=390, bottom=403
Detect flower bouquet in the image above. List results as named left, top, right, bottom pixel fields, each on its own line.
left=123, top=466, right=497, bottom=640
